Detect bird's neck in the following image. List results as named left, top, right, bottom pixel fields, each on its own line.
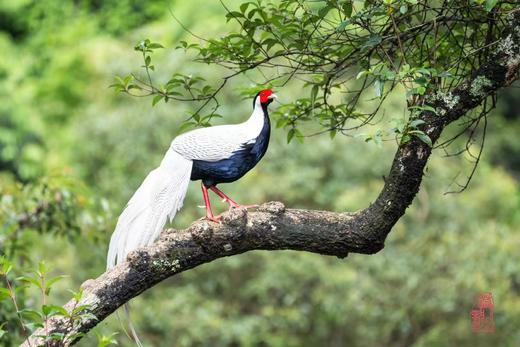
left=245, top=103, right=269, bottom=130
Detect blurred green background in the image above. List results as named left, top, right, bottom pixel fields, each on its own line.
left=1, top=0, right=519, bottom=346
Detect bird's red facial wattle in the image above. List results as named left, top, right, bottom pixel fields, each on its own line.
left=259, top=89, right=276, bottom=104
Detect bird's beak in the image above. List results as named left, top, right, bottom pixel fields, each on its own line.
left=268, top=94, right=278, bottom=100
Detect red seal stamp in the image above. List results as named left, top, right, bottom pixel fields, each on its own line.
left=470, top=292, right=495, bottom=333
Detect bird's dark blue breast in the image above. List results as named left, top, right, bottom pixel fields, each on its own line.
left=190, top=116, right=270, bottom=187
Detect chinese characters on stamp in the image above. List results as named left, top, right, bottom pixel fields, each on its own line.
left=470, top=292, right=495, bottom=333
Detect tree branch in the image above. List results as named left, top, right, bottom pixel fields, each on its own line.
left=22, top=15, right=520, bottom=347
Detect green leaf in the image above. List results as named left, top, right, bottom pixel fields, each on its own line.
left=96, top=332, right=119, bottom=347
left=42, top=304, right=68, bottom=317
left=294, top=128, right=304, bottom=143
left=264, top=38, right=278, bottom=51
left=18, top=275, right=42, bottom=290
left=42, top=304, right=52, bottom=316
left=148, top=43, right=164, bottom=49
left=179, top=122, right=197, bottom=133
left=0, top=258, right=13, bottom=275
left=416, top=133, right=432, bottom=147
left=20, top=308, right=43, bottom=322
left=108, top=83, right=123, bottom=91
left=0, top=323, right=6, bottom=339
left=276, top=117, right=288, bottom=129
left=134, top=40, right=149, bottom=52
left=409, top=119, right=426, bottom=128
left=356, top=70, right=369, bottom=80
left=240, top=2, right=250, bottom=13
left=336, top=20, right=350, bottom=32
left=484, top=0, right=498, bottom=11
left=45, top=275, right=67, bottom=295
left=310, top=85, right=319, bottom=105
left=68, top=288, right=84, bottom=302
left=287, top=128, right=304, bottom=144
left=361, top=34, right=382, bottom=50
left=408, top=105, right=437, bottom=114
left=318, top=5, right=334, bottom=17
left=49, top=332, right=65, bottom=341
left=123, top=75, right=133, bottom=86
left=342, top=2, right=353, bottom=17
left=225, top=11, right=244, bottom=21
left=202, top=85, right=214, bottom=95
left=38, top=261, right=47, bottom=277
left=409, top=130, right=433, bottom=147
left=152, top=95, right=163, bottom=106
left=0, top=287, right=12, bottom=301
left=374, top=79, right=383, bottom=98
left=287, top=128, right=296, bottom=143
left=127, top=84, right=142, bottom=91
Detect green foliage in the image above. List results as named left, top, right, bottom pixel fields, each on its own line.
left=0, top=258, right=108, bottom=345
left=0, top=176, right=111, bottom=251
left=95, top=332, right=118, bottom=347
left=115, top=0, right=517, bottom=147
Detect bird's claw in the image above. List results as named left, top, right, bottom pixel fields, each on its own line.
left=229, top=203, right=259, bottom=210
left=206, top=215, right=222, bottom=223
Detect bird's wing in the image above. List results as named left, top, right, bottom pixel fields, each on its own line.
left=171, top=124, right=255, bottom=161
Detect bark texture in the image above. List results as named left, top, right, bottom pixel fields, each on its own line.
left=22, top=16, right=520, bottom=347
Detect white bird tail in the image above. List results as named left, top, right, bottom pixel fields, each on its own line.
left=107, top=147, right=192, bottom=269
left=106, top=147, right=192, bottom=346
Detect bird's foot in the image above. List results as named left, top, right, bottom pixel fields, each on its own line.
left=205, top=214, right=222, bottom=223
left=228, top=203, right=259, bottom=210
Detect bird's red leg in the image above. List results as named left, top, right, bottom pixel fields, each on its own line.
left=210, top=186, right=258, bottom=209
left=201, top=183, right=221, bottom=222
